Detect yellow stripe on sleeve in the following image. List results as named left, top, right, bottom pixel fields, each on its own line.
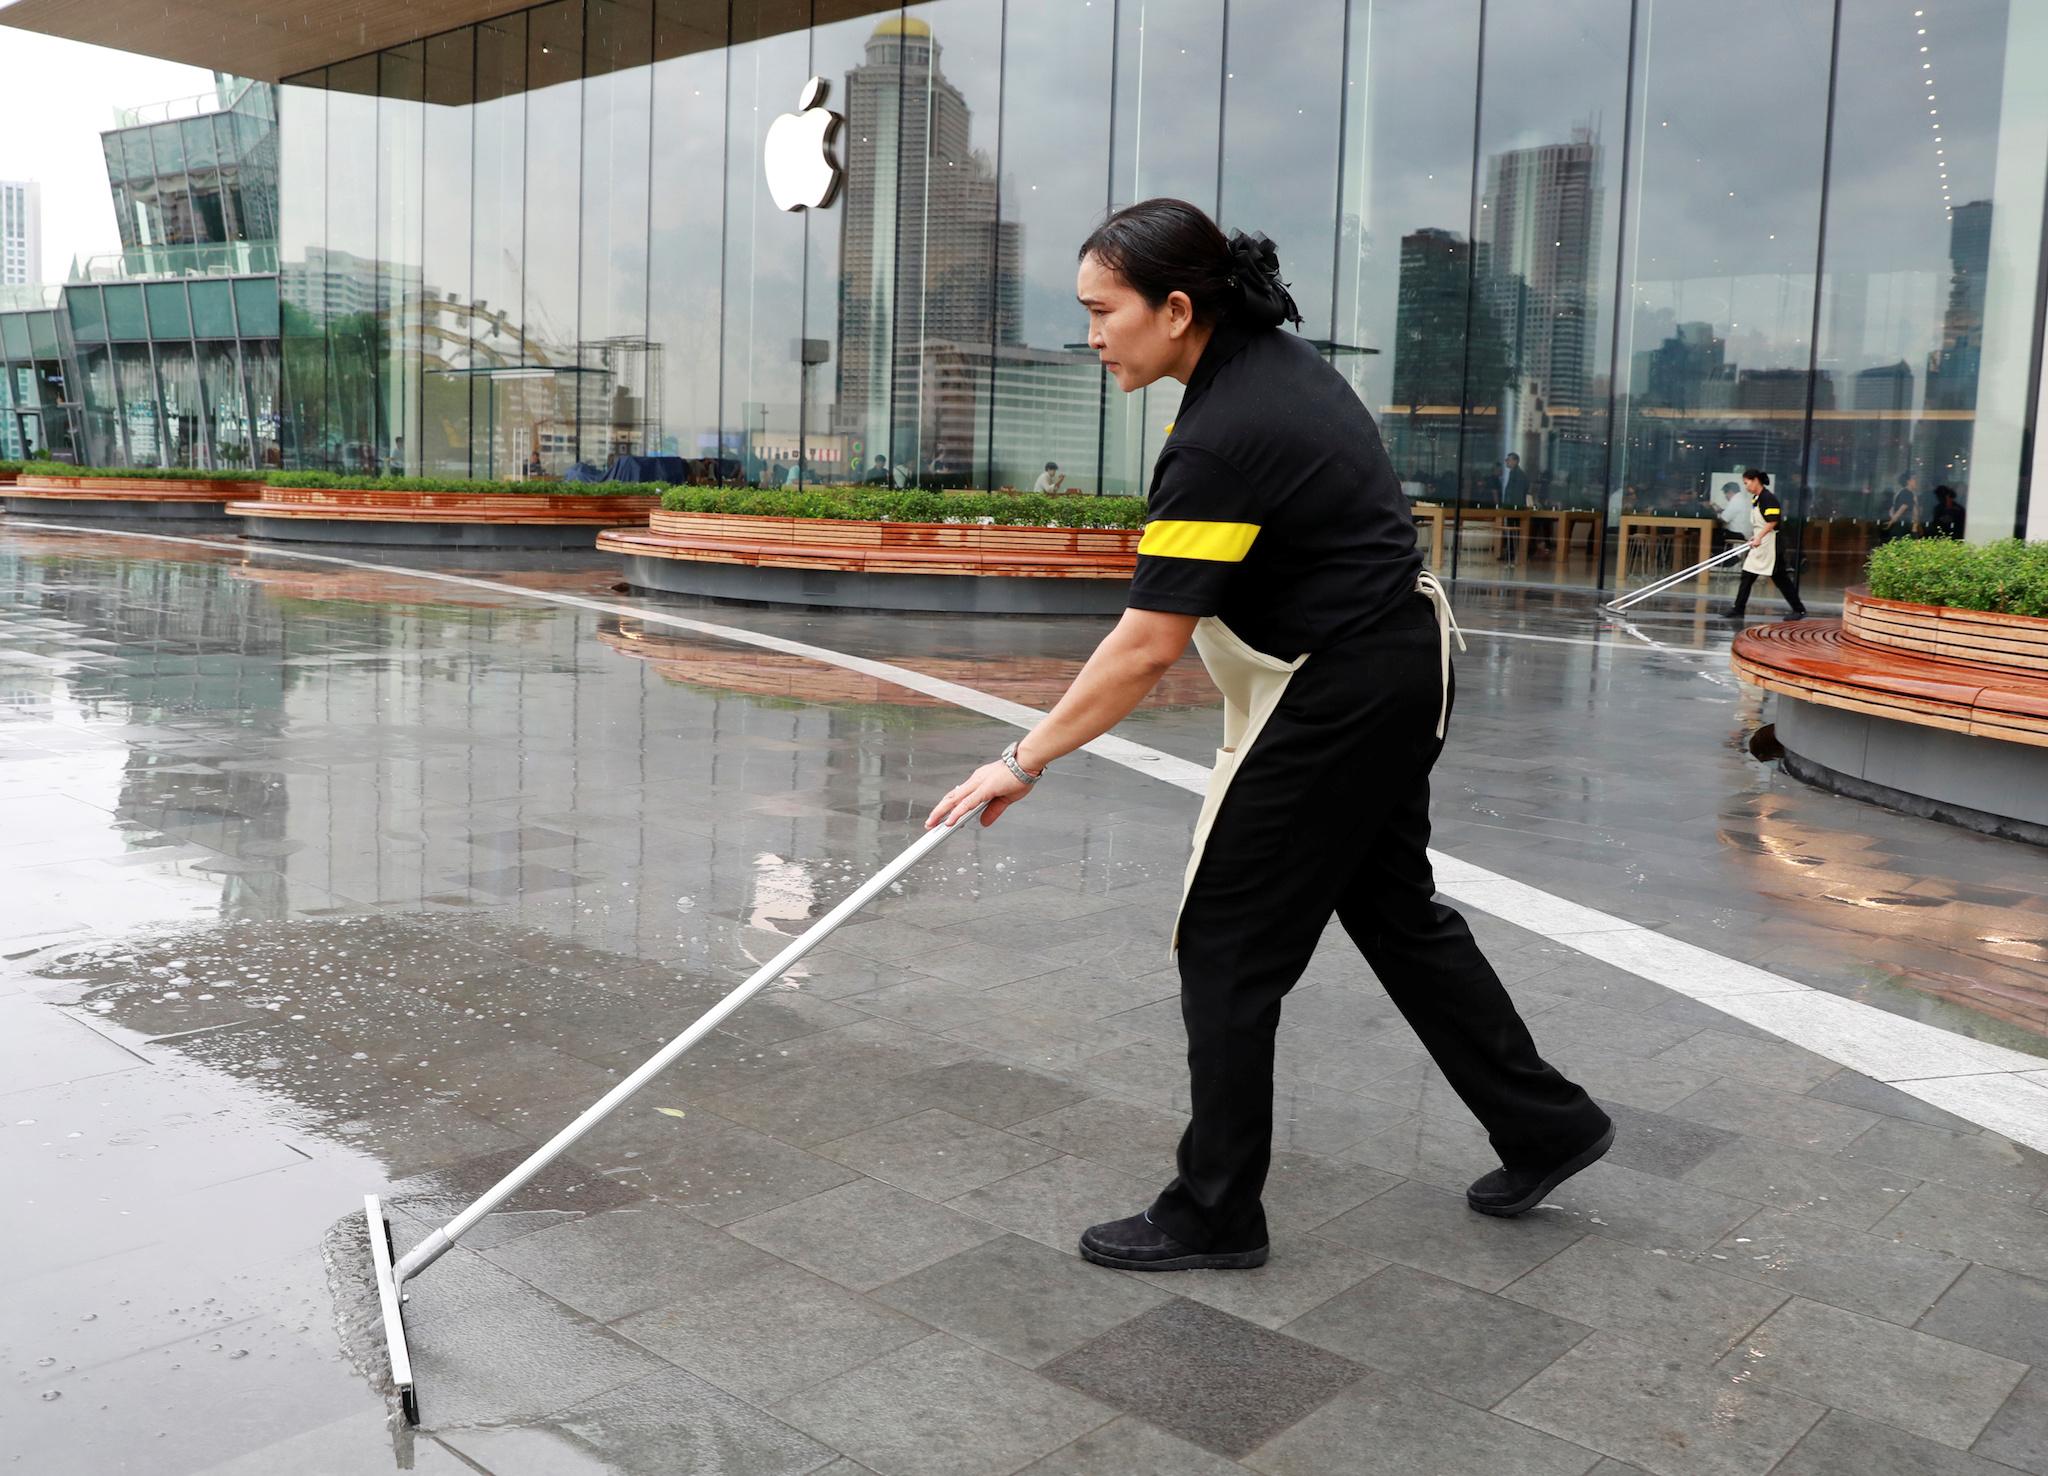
left=1137, top=519, right=1261, bottom=562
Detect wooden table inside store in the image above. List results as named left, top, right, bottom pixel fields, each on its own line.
left=1409, top=504, right=1602, bottom=570
left=1618, top=514, right=1715, bottom=585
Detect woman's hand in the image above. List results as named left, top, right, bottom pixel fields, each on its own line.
left=926, top=760, right=1036, bottom=830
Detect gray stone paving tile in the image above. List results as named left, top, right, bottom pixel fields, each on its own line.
left=1040, top=1299, right=1362, bottom=1459
left=189, top=1412, right=482, bottom=1475
left=1502, top=1232, right=1786, bottom=1360
left=693, top=1065, right=929, bottom=1149
left=1071, top=1038, right=1196, bottom=1112
left=775, top=1332, right=1114, bottom=1476
left=1533, top=1159, right=1757, bottom=1251
left=1651, top=1030, right=1841, bottom=1093
left=980, top=965, right=1181, bottom=1022
left=1913, top=1263, right=2048, bottom=1366
left=1707, top=1207, right=1966, bottom=1328
left=1680, top=1136, right=1920, bottom=1231
left=541, top=1366, right=836, bottom=1476
left=1317, top=1178, right=1584, bottom=1293
left=947, top=1154, right=1157, bottom=1255
left=903, top=939, right=1065, bottom=989
left=1282, top=1261, right=1592, bottom=1408
left=1244, top=1367, right=1601, bottom=1476
left=837, top=975, right=1007, bottom=1034
left=1757, top=1409, right=2018, bottom=1476
left=1974, top=1368, right=2048, bottom=1474
left=1497, top=1332, right=1826, bottom=1476
left=1596, top=1099, right=1738, bottom=1178
left=1012, top=1095, right=1190, bottom=1181
left=1138, top=1230, right=1384, bottom=1329
left=1270, top=1079, right=1414, bottom=1156
left=1838, top=1117, right=2048, bottom=1202
left=712, top=988, right=877, bottom=1047
left=890, top=1056, right=1092, bottom=1129
left=1714, top=1297, right=2026, bottom=1448
left=816, top=1109, right=1059, bottom=1201
left=1806, top=1070, right=1989, bottom=1133
left=1341, top=1112, right=1488, bottom=1195
left=1528, top=999, right=1703, bottom=1060
left=1874, top=1182, right=2048, bottom=1277
left=1639, top=992, right=1781, bottom=1043
left=871, top=1233, right=1170, bottom=1368
left=1544, top=1042, right=1724, bottom=1113
left=1260, top=1149, right=1399, bottom=1232
left=613, top=1263, right=930, bottom=1405
left=1666, top=1078, right=1881, bottom=1151
left=818, top=918, right=958, bottom=966
left=587, top=1109, right=861, bottom=1227
left=1017, top=1416, right=1247, bottom=1475
left=727, top=1178, right=1003, bottom=1291
left=1355, top=1058, right=1480, bottom=1124
left=1273, top=1026, right=1429, bottom=1094
left=482, top=1202, right=780, bottom=1324
left=384, top=1145, right=647, bottom=1253
left=941, top=1004, right=1149, bottom=1072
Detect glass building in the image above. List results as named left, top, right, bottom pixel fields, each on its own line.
left=12, top=0, right=2048, bottom=593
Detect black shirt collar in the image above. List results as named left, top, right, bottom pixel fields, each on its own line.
left=1182, top=314, right=1261, bottom=407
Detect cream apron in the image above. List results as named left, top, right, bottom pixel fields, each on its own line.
left=1170, top=572, right=1466, bottom=954
left=1742, top=495, right=1778, bottom=576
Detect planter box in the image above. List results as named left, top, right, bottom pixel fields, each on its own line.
left=4, top=473, right=261, bottom=519
left=1843, top=586, right=2048, bottom=677
left=232, top=486, right=662, bottom=524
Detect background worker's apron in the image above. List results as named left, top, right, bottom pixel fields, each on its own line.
left=1743, top=496, right=1779, bottom=575
left=1171, top=572, right=1464, bottom=954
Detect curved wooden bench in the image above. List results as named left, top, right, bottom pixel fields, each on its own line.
left=7, top=474, right=258, bottom=502
left=1843, top=587, right=2048, bottom=675
left=228, top=486, right=660, bottom=526
left=599, top=509, right=1140, bottom=580
left=1732, top=620, right=2048, bottom=749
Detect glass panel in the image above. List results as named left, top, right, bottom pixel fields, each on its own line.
left=1, top=315, right=28, bottom=359
left=151, top=122, right=197, bottom=245
left=989, top=0, right=1113, bottom=494
left=1608, top=0, right=1831, bottom=600
left=1103, top=0, right=1225, bottom=494
left=648, top=0, right=728, bottom=471
left=1220, top=0, right=1345, bottom=342
left=423, top=29, right=475, bottom=479
left=183, top=116, right=225, bottom=244
left=887, top=0, right=1003, bottom=489
left=200, top=341, right=253, bottom=469
left=77, top=345, right=123, bottom=464
left=472, top=12, right=528, bottom=476
left=1815, top=0, right=2048, bottom=559
left=28, top=312, right=60, bottom=359
left=154, top=342, right=204, bottom=467
left=233, top=278, right=279, bottom=338
left=1460, top=0, right=1631, bottom=584
left=525, top=0, right=585, bottom=476
left=279, top=72, right=328, bottom=467
left=105, top=138, right=137, bottom=250
left=379, top=43, right=425, bottom=475
left=326, top=56, right=381, bottom=474
left=1337, top=0, right=1483, bottom=568
left=0, top=364, right=21, bottom=461
left=190, top=281, right=236, bottom=337
left=146, top=282, right=192, bottom=338
left=68, top=288, right=108, bottom=343
left=115, top=343, right=163, bottom=466
left=580, top=0, right=655, bottom=470
left=242, top=338, right=283, bottom=469
left=212, top=116, right=243, bottom=239
left=721, top=0, right=807, bottom=487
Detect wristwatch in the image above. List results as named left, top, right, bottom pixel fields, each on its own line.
left=1000, top=740, right=1043, bottom=786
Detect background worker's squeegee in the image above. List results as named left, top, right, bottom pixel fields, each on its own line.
left=1601, top=543, right=1748, bottom=614
left=364, top=803, right=988, bottom=1424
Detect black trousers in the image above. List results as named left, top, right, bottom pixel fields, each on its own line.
left=1730, top=541, right=1805, bottom=616
left=1149, top=599, right=1606, bottom=1252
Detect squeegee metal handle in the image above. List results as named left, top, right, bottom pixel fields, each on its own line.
left=393, top=804, right=986, bottom=1284
left=1604, top=544, right=1747, bottom=612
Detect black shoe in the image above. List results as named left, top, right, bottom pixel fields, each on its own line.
left=1466, top=1119, right=1616, bottom=1218
left=1784, top=610, right=1808, bottom=622
left=1718, top=608, right=1746, bottom=622
left=1078, top=1211, right=1269, bottom=1272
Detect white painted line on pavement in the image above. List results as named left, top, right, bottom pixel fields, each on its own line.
left=12, top=521, right=2045, bottom=1151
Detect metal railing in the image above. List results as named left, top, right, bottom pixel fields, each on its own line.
left=68, top=242, right=279, bottom=283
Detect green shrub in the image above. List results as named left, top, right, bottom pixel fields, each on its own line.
left=261, top=472, right=666, bottom=496
left=659, top=484, right=1147, bottom=529
left=1866, top=536, right=2048, bottom=617
left=0, top=460, right=24, bottom=475
left=20, top=461, right=257, bottom=483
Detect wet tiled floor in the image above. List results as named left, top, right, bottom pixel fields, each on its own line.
left=2, top=521, right=2045, bottom=1475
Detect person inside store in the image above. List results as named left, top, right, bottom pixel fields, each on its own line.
left=1927, top=484, right=1966, bottom=538
left=924, top=198, right=1613, bottom=1273
left=1880, top=472, right=1919, bottom=541
left=1712, top=479, right=1751, bottom=550
left=1033, top=461, right=1067, bottom=494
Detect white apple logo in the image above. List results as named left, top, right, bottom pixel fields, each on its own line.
left=764, top=77, right=843, bottom=212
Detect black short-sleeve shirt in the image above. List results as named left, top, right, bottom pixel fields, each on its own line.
left=1126, top=317, right=1423, bottom=658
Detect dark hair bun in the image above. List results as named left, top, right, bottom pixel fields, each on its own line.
left=1226, top=231, right=1303, bottom=329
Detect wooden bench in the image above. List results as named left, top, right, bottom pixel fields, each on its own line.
left=598, top=510, right=1142, bottom=581
left=1732, top=615, right=2048, bottom=749
left=227, top=486, right=661, bottom=526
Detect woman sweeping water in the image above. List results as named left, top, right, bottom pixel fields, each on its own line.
left=926, top=198, right=1612, bottom=1271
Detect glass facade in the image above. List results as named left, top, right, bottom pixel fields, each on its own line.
left=270, top=0, right=2047, bottom=588
left=104, top=79, right=280, bottom=260
left=0, top=277, right=282, bottom=469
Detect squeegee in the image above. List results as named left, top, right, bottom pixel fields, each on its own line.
left=365, top=805, right=985, bottom=1424
left=1601, top=543, right=1748, bottom=614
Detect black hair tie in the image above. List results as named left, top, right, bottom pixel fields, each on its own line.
left=1226, top=229, right=1303, bottom=329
